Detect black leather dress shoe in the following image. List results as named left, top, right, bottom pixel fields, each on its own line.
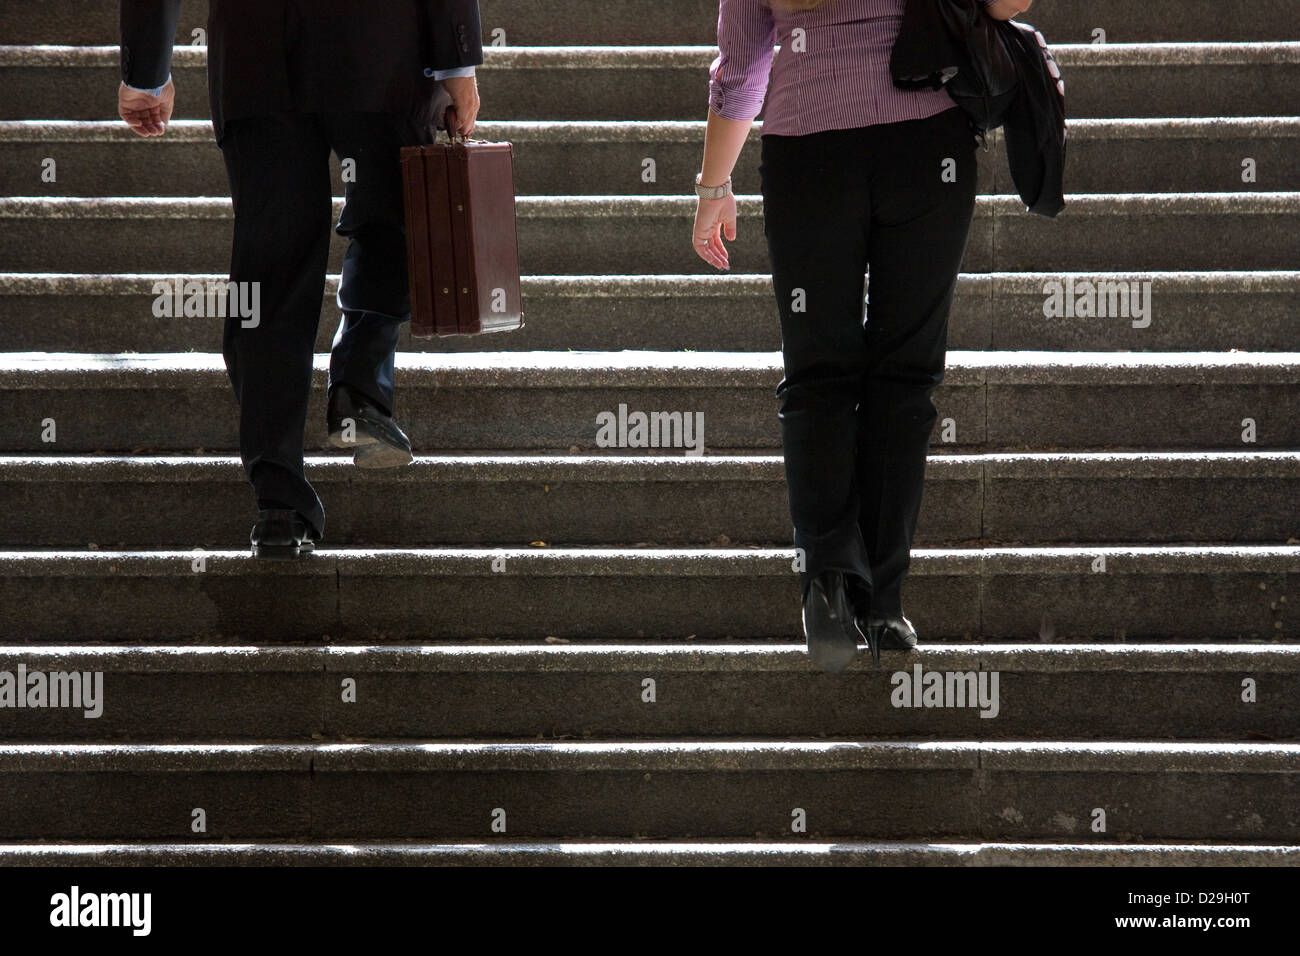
left=857, top=611, right=919, bottom=666
left=802, top=570, right=862, bottom=673
left=250, top=509, right=317, bottom=560
left=327, top=386, right=413, bottom=469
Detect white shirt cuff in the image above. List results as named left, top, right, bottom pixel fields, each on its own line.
left=428, top=66, right=476, bottom=81
left=122, top=74, right=171, bottom=97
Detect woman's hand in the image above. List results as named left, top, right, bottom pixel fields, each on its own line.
left=692, top=193, right=737, bottom=271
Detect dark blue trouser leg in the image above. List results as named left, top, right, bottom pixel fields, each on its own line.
left=328, top=309, right=402, bottom=417
left=321, top=112, right=439, bottom=417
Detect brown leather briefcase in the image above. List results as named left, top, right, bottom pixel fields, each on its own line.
left=400, top=136, right=524, bottom=337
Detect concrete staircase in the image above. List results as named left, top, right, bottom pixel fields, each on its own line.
left=0, top=0, right=1296, bottom=865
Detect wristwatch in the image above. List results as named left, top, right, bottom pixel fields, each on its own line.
left=694, top=172, right=733, bottom=199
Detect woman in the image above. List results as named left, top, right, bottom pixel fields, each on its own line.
left=692, top=0, right=1029, bottom=671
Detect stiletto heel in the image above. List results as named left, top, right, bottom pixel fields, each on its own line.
left=864, top=623, right=882, bottom=667
left=855, top=612, right=920, bottom=667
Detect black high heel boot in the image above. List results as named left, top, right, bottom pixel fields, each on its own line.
left=802, top=570, right=863, bottom=673
left=859, top=611, right=919, bottom=667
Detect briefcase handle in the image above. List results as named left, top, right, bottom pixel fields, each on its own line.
left=441, top=128, right=495, bottom=146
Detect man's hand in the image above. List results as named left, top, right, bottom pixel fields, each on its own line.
left=118, top=79, right=175, bottom=137
left=983, top=0, right=1033, bottom=20
left=442, top=75, right=480, bottom=137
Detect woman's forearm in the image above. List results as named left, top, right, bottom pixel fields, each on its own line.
left=700, top=108, right=753, bottom=187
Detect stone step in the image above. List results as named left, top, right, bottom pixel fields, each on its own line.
left=4, top=193, right=1296, bottom=274
left=1, top=351, right=1295, bottom=452
left=4, top=118, right=1296, bottom=197
left=2, top=270, right=1296, bottom=353
left=0, top=644, right=1294, bottom=742
left=2, top=43, right=1296, bottom=121
left=1, top=840, right=1295, bottom=866
left=0, top=546, right=1292, bottom=643
left=5, top=0, right=1293, bottom=45
left=0, top=452, right=1295, bottom=549
left=0, top=741, right=1295, bottom=841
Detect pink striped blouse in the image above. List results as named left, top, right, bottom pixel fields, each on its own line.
left=708, top=0, right=995, bottom=136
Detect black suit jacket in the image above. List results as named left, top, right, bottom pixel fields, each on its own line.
left=120, top=0, right=484, bottom=140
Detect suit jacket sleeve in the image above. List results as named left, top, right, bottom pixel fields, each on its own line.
left=426, top=0, right=484, bottom=72
left=119, top=0, right=184, bottom=88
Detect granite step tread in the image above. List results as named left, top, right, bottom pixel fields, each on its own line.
left=1, top=841, right=1296, bottom=866
left=0, top=450, right=1295, bottom=548
left=5, top=41, right=1296, bottom=67
left=7, top=0, right=1296, bottom=45
left=2, top=349, right=1296, bottom=452
left=3, top=118, right=1296, bottom=197
left=4, top=42, right=1296, bottom=121
left=5, top=449, right=1299, bottom=477
left=5, top=449, right=1297, bottom=478
left=3, top=193, right=1296, bottom=274
left=0, top=545, right=1293, bottom=643
left=4, top=348, right=1297, bottom=384
left=2, top=739, right=1295, bottom=772
left=3, top=269, right=1295, bottom=353
left=0, top=740, right=1294, bottom=842
left=4, top=641, right=1298, bottom=671
left=5, top=116, right=1298, bottom=143
left=7, top=192, right=1297, bottom=216
left=2, top=641, right=1293, bottom=742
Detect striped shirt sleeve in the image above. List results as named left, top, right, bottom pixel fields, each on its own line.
left=708, top=0, right=778, bottom=121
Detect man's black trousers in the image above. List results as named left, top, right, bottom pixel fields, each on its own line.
left=218, top=111, right=437, bottom=539
left=758, top=105, right=978, bottom=616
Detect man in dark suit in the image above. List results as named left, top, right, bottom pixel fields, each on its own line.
left=117, top=1, right=484, bottom=558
